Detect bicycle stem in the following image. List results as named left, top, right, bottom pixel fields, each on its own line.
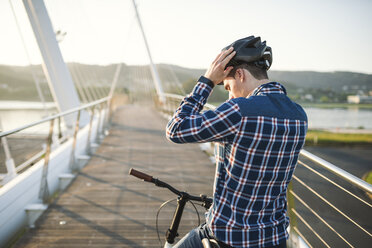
left=166, top=194, right=188, bottom=244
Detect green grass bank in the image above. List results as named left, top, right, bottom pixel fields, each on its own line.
left=306, top=129, right=372, bottom=146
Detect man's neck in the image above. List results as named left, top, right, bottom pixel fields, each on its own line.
left=247, top=78, right=271, bottom=97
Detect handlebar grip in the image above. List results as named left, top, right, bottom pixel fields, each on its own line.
left=129, top=168, right=153, bottom=182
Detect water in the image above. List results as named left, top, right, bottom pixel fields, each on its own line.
left=304, top=107, right=372, bottom=130
left=0, top=101, right=57, bottom=134
left=1, top=102, right=372, bottom=132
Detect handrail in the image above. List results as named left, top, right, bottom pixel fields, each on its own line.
left=0, top=97, right=110, bottom=138
left=161, top=93, right=216, bottom=111
left=161, top=92, right=184, bottom=100
left=300, top=149, right=372, bottom=194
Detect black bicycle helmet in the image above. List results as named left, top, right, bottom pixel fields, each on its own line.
left=218, top=36, right=272, bottom=85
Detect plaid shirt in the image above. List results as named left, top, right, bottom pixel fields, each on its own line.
left=166, top=81, right=307, bottom=248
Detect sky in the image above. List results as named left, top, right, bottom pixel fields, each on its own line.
left=1, top=0, right=372, bottom=73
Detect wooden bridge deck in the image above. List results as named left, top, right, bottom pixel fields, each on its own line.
left=14, top=104, right=215, bottom=248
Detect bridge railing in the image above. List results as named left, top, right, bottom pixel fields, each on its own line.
left=0, top=96, right=115, bottom=246
left=156, top=93, right=372, bottom=248
left=0, top=97, right=111, bottom=191
left=287, top=151, right=372, bottom=248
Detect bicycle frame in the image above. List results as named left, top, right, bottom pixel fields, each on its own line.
left=129, top=168, right=213, bottom=247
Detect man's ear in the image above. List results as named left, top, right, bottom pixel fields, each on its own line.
left=236, top=68, right=245, bottom=82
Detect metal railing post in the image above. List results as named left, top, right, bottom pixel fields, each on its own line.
left=1, top=136, right=17, bottom=183
left=85, top=107, right=95, bottom=155
left=0, top=119, right=17, bottom=184
left=51, top=117, right=60, bottom=148
left=95, top=103, right=103, bottom=144
left=39, top=119, right=54, bottom=203
left=102, top=100, right=111, bottom=133
left=69, top=110, right=81, bottom=172
left=57, top=116, right=62, bottom=139
left=108, top=97, right=114, bottom=125
left=166, top=97, right=170, bottom=115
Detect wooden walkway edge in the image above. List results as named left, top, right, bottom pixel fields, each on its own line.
left=13, top=104, right=215, bottom=248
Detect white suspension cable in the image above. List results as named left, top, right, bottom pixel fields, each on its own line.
left=290, top=190, right=354, bottom=247
left=86, top=65, right=104, bottom=99
left=69, top=64, right=90, bottom=103
left=166, top=64, right=186, bottom=95
left=293, top=226, right=313, bottom=248
left=291, top=208, right=331, bottom=248
left=109, top=14, right=137, bottom=100
left=74, top=65, right=95, bottom=102
left=9, top=0, right=48, bottom=115
left=298, top=160, right=372, bottom=208
left=293, top=175, right=372, bottom=237
left=131, top=0, right=164, bottom=102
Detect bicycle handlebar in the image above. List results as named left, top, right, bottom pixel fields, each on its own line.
left=129, top=168, right=213, bottom=206
left=129, top=168, right=213, bottom=246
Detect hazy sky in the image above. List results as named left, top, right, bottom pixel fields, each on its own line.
left=1, top=0, right=372, bottom=73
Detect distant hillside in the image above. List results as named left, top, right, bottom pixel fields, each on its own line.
left=0, top=64, right=52, bottom=101
left=269, top=70, right=372, bottom=92
left=0, top=63, right=371, bottom=102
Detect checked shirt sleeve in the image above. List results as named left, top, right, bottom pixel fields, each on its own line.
left=166, top=82, right=242, bottom=143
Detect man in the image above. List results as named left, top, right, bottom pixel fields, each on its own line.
left=166, top=36, right=308, bottom=248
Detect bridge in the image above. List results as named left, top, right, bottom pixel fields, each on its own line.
left=1, top=1, right=371, bottom=248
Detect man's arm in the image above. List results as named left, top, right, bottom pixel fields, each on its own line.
left=166, top=47, right=240, bottom=144
left=166, top=80, right=241, bottom=144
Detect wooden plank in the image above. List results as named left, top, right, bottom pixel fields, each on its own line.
left=13, top=105, right=215, bottom=247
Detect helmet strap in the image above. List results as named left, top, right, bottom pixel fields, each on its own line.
left=253, top=60, right=268, bottom=70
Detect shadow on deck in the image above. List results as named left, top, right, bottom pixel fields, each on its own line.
left=14, top=104, right=215, bottom=248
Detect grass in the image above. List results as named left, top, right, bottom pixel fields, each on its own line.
left=364, top=171, right=372, bottom=185
left=306, top=129, right=372, bottom=146
left=362, top=171, right=372, bottom=199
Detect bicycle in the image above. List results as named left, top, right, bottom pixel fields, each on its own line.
left=129, top=168, right=221, bottom=248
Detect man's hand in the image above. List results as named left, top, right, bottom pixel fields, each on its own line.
left=204, top=47, right=236, bottom=86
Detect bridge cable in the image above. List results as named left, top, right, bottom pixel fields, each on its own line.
left=9, top=0, right=49, bottom=115
left=70, top=64, right=93, bottom=103
left=291, top=208, right=331, bottom=248
left=76, top=65, right=98, bottom=101
left=290, top=190, right=354, bottom=247
left=87, top=66, right=105, bottom=99
left=69, top=64, right=89, bottom=103
left=293, top=175, right=372, bottom=237
left=166, top=64, right=186, bottom=95
left=108, top=14, right=137, bottom=101
left=298, top=160, right=372, bottom=208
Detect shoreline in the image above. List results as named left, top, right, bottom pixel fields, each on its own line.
left=315, top=128, right=372, bottom=134
left=306, top=129, right=372, bottom=147
left=0, top=101, right=56, bottom=110
left=301, top=103, right=372, bottom=110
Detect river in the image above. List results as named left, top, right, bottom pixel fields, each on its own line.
left=305, top=107, right=372, bottom=130
left=0, top=101, right=57, bottom=134
left=1, top=101, right=372, bottom=132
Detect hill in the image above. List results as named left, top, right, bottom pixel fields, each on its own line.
left=269, top=70, right=371, bottom=92
left=0, top=63, right=371, bottom=102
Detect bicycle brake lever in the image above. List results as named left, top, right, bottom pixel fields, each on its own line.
left=200, top=194, right=213, bottom=209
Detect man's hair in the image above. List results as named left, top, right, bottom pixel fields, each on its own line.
left=228, top=63, right=268, bottom=80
